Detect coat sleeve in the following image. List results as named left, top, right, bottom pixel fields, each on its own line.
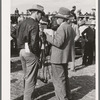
left=30, top=26, right=38, bottom=45
left=46, top=25, right=65, bottom=48
left=28, top=24, right=40, bottom=53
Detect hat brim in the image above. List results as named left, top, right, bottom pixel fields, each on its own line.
left=28, top=9, right=45, bottom=16
left=53, top=15, right=69, bottom=19
left=53, top=14, right=73, bottom=19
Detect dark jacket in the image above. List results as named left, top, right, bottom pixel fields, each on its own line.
left=82, top=26, right=95, bottom=43
left=17, top=18, right=40, bottom=56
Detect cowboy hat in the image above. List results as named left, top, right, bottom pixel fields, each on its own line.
left=54, top=7, right=73, bottom=19
left=28, top=4, right=45, bottom=15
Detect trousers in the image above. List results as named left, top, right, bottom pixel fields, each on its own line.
left=20, top=49, right=39, bottom=100
left=51, top=64, right=71, bottom=100
left=82, top=42, right=94, bottom=65
left=70, top=43, right=75, bottom=70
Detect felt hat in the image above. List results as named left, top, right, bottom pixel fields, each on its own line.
left=28, top=4, right=45, bottom=15
left=54, top=7, right=73, bottom=19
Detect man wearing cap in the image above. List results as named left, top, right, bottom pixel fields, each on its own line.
left=45, top=7, right=75, bottom=100
left=81, top=20, right=95, bottom=66
left=16, top=4, right=45, bottom=100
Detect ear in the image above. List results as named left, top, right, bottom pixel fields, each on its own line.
left=36, top=11, right=40, bottom=15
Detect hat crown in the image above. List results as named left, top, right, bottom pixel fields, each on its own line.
left=53, top=7, right=72, bottom=19
left=58, top=7, right=71, bottom=16
left=31, top=4, right=44, bottom=12
left=28, top=4, right=45, bottom=15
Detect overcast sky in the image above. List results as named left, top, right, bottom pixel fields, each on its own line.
left=11, top=0, right=96, bottom=14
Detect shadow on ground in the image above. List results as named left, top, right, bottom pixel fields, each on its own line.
left=13, top=82, right=54, bottom=100
left=74, top=63, right=95, bottom=72
left=69, top=75, right=95, bottom=100
left=12, top=74, right=95, bottom=100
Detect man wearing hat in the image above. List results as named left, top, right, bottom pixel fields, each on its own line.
left=71, top=6, right=77, bottom=24
left=17, top=4, right=45, bottom=100
left=81, top=20, right=95, bottom=66
left=45, top=7, right=75, bottom=100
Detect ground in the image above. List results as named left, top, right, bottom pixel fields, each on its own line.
left=11, top=56, right=95, bottom=100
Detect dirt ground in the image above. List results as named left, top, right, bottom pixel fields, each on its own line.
left=11, top=57, right=95, bottom=100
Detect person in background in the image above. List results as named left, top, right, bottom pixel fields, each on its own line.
left=71, top=6, right=77, bottom=24
left=78, top=20, right=88, bottom=57
left=76, top=9, right=82, bottom=17
left=81, top=20, right=95, bottom=66
left=16, top=4, right=45, bottom=100
left=38, top=19, right=49, bottom=83
left=70, top=17, right=80, bottom=71
left=44, top=7, right=75, bottom=100
left=11, top=23, right=17, bottom=55
left=15, top=8, right=19, bottom=16
left=18, top=14, right=25, bottom=24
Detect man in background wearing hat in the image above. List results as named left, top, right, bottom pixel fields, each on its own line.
left=45, top=7, right=75, bottom=100
left=17, top=4, right=45, bottom=100
left=71, top=6, right=77, bottom=24
left=81, top=20, right=95, bottom=66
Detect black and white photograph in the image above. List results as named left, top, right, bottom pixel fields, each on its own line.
left=2, top=0, right=98, bottom=100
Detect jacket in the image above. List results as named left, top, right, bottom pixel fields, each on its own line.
left=46, top=22, right=75, bottom=64
left=17, top=18, right=40, bottom=57
left=82, top=26, right=95, bottom=43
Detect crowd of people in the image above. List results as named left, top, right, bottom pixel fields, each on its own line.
left=11, top=4, right=96, bottom=100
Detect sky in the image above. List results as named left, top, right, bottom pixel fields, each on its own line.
left=11, top=0, right=96, bottom=14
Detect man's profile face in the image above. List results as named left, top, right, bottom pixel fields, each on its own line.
left=36, top=12, right=42, bottom=21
